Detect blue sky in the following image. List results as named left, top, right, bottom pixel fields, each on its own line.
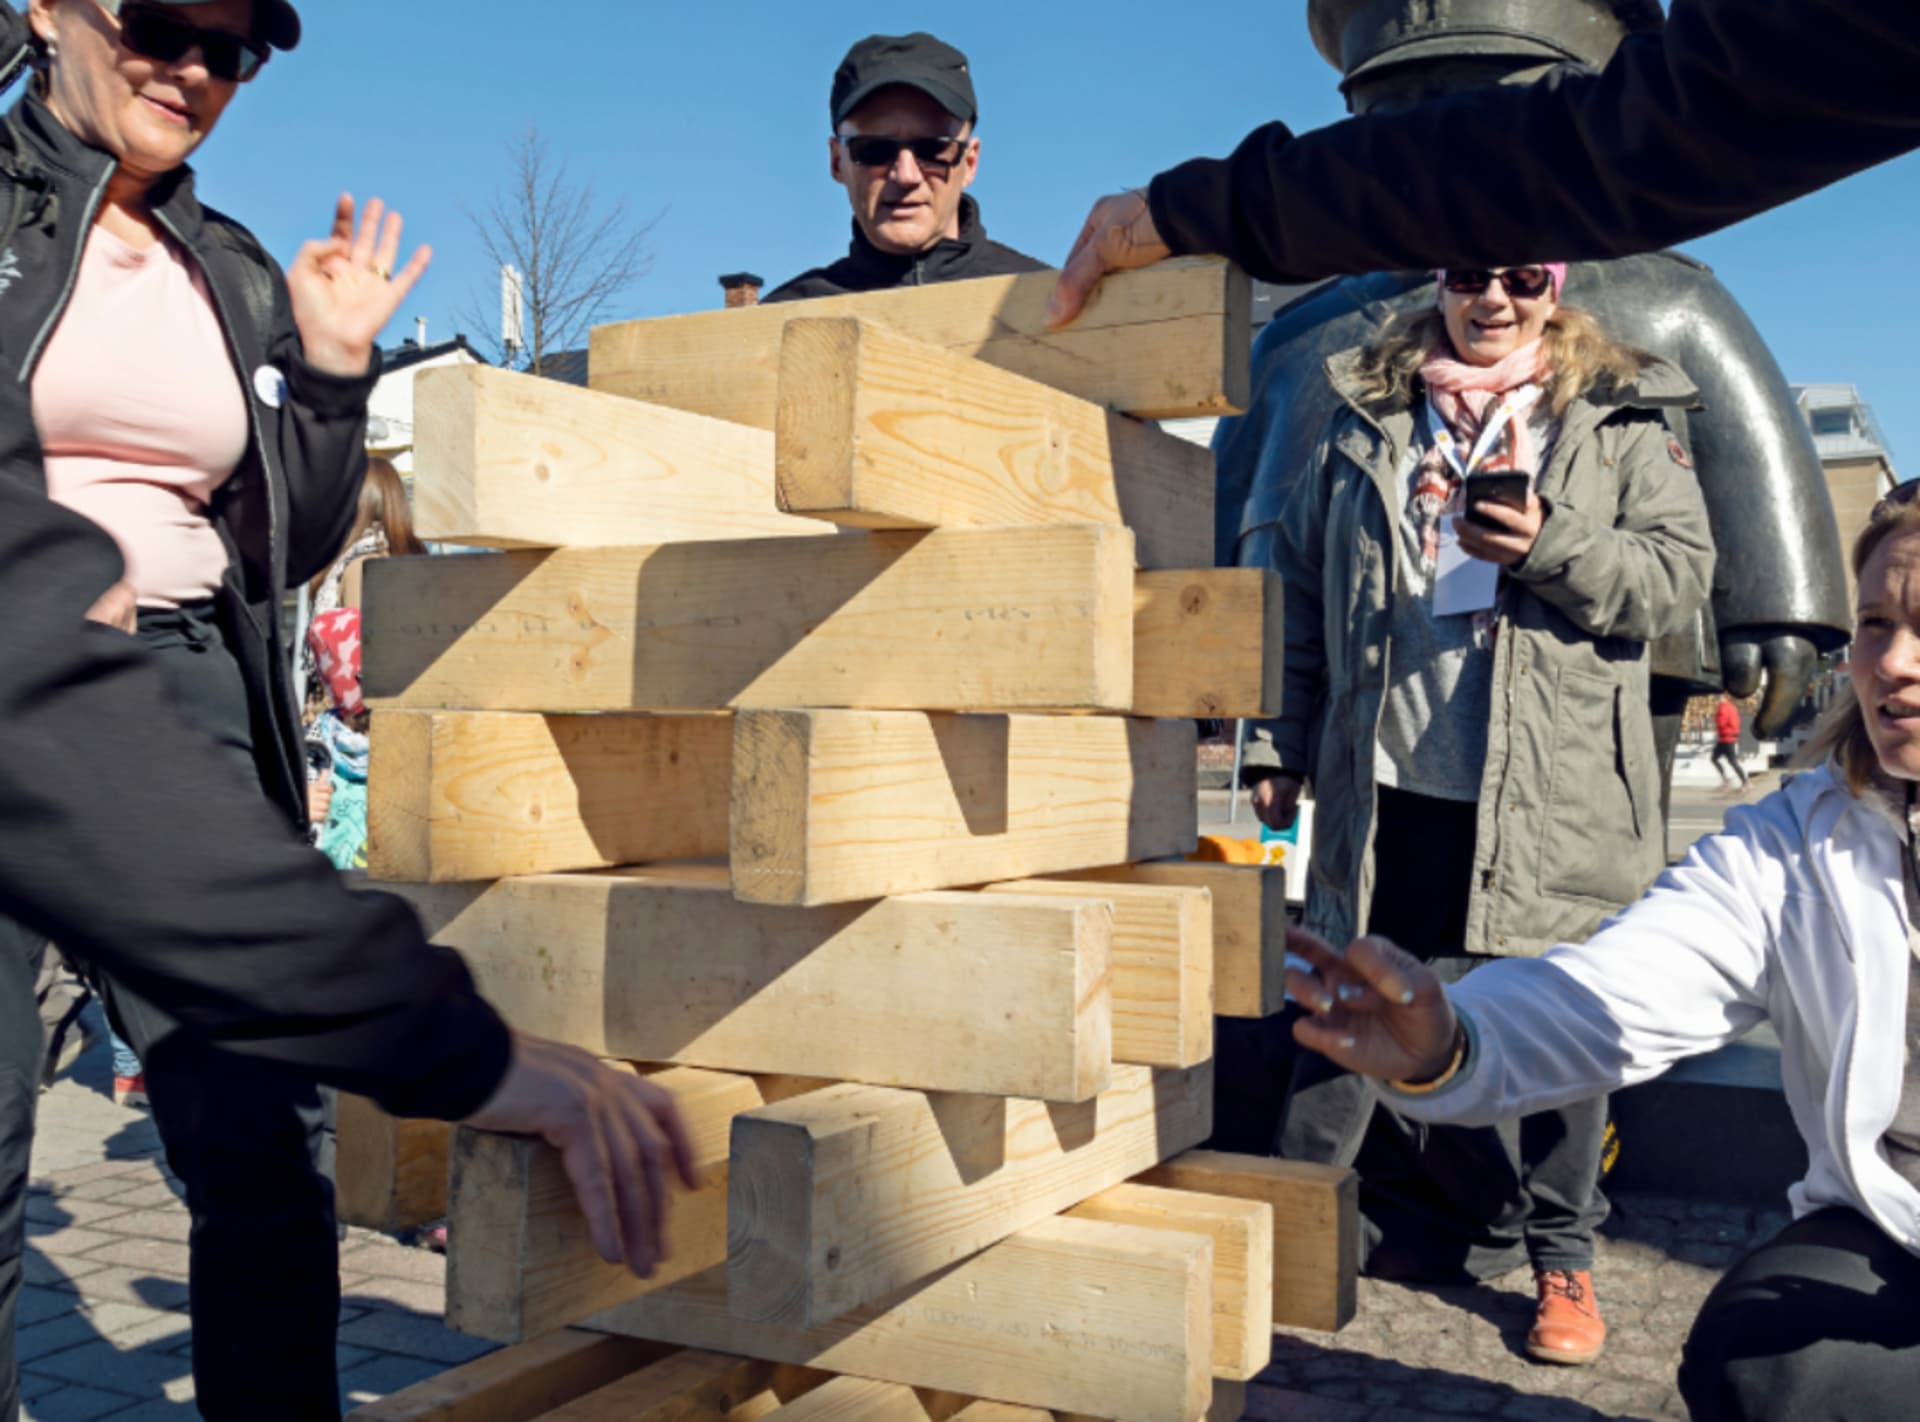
left=189, top=0, right=1918, bottom=468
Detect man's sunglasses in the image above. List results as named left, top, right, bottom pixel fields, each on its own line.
left=839, top=135, right=968, bottom=171
left=1441, top=266, right=1556, bottom=300
left=98, top=1, right=271, bottom=83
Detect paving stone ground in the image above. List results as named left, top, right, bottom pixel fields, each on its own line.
left=24, top=992, right=1772, bottom=1420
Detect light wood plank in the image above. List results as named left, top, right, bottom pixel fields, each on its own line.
left=990, top=881, right=1212, bottom=1068
left=537, top=1351, right=822, bottom=1422
left=397, top=865, right=1114, bottom=1102
left=1060, top=1377, right=1246, bottom=1422
left=774, top=318, right=1212, bottom=570
left=1067, top=1185, right=1273, bottom=1381
left=726, top=1062, right=1212, bottom=1328
left=731, top=711, right=1196, bottom=907
left=589, top=1216, right=1214, bottom=1422
left=362, top=528, right=1134, bottom=715
left=1137, top=1151, right=1358, bottom=1335
left=1055, top=863, right=1288, bottom=1020
left=367, top=711, right=730, bottom=884
left=412, top=365, right=823, bottom=549
left=446, top=1067, right=789, bottom=1343
left=1130, top=571, right=1282, bottom=720
left=346, top=1330, right=674, bottom=1421
left=759, top=1379, right=931, bottom=1422
left=589, top=259, right=1249, bottom=427
left=335, top=1093, right=451, bottom=1232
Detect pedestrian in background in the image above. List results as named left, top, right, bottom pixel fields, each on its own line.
left=308, top=452, right=425, bottom=616
left=1713, top=693, right=1750, bottom=791
left=1245, top=262, right=1713, bottom=1365
left=306, top=608, right=369, bottom=873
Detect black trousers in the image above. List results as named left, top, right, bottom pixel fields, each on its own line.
left=1712, top=740, right=1749, bottom=784
left=1679, top=1207, right=1920, bottom=1421
left=0, top=922, right=46, bottom=1422
left=1277, top=786, right=1611, bottom=1282
left=3, top=603, right=343, bottom=1421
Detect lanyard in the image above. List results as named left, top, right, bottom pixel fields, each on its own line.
left=1424, top=385, right=1543, bottom=482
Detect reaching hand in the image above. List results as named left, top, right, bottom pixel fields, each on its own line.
left=1284, top=927, right=1460, bottom=1084
left=287, top=195, right=433, bottom=378
left=1046, top=189, right=1171, bottom=329
left=464, top=1033, right=700, bottom=1277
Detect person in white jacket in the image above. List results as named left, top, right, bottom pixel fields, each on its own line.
left=1283, top=483, right=1920, bottom=1420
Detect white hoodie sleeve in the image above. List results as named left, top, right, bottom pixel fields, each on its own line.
left=1390, top=800, right=1784, bottom=1128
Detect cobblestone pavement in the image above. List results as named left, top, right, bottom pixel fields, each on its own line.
left=1247, top=1192, right=1784, bottom=1421
left=21, top=1017, right=494, bottom=1419
left=25, top=1003, right=1769, bottom=1420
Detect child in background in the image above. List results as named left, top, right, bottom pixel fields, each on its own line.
left=305, top=609, right=370, bottom=872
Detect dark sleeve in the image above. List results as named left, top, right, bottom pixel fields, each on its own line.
left=258, top=252, right=378, bottom=589
left=0, top=478, right=511, bottom=1121
left=1148, top=0, right=1920, bottom=281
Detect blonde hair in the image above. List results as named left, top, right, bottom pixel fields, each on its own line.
left=1347, top=304, right=1650, bottom=419
left=309, top=456, right=428, bottom=596
left=1794, top=497, right=1920, bottom=795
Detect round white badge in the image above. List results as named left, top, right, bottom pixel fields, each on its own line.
left=253, top=364, right=289, bottom=410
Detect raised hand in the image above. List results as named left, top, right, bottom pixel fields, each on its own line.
left=1285, top=927, right=1460, bottom=1084
left=464, top=1033, right=700, bottom=1277
left=287, top=195, right=433, bottom=378
left=1046, top=189, right=1171, bottom=329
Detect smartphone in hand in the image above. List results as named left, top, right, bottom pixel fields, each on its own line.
left=1464, top=472, right=1531, bottom=529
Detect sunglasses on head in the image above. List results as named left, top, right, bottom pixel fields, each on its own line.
left=1872, top=479, right=1920, bottom=524
left=840, top=134, right=967, bottom=171
left=98, top=1, right=271, bottom=83
left=1441, top=266, right=1556, bottom=300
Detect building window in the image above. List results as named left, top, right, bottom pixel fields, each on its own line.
left=1811, top=410, right=1854, bottom=437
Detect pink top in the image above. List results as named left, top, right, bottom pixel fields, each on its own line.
left=34, top=225, right=250, bottom=608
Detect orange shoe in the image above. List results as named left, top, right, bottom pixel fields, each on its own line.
left=1528, top=1269, right=1606, bottom=1366
left=112, top=1073, right=149, bottom=1110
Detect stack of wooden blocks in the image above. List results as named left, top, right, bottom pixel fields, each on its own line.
left=346, top=259, right=1357, bottom=1422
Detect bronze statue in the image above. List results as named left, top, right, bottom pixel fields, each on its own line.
left=1218, top=0, right=1849, bottom=785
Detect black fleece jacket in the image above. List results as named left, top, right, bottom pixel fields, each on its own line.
left=765, top=195, right=1047, bottom=302
left=0, top=93, right=509, bottom=1121
left=1148, top=0, right=1920, bottom=281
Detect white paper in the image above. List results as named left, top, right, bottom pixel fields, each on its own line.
left=1432, top=526, right=1501, bottom=616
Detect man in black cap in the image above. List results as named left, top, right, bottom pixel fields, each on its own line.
left=763, top=31, right=1045, bottom=304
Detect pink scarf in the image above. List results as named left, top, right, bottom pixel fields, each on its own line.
left=1418, top=338, right=1553, bottom=477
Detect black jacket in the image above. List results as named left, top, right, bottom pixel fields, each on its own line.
left=764, top=195, right=1047, bottom=302
left=0, top=93, right=509, bottom=1120
left=1148, top=0, right=1920, bottom=281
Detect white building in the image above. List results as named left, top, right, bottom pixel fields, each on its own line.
left=365, top=334, right=485, bottom=474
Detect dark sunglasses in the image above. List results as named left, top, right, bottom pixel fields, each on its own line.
left=1442, top=266, right=1556, bottom=300
left=1872, top=479, right=1920, bottom=523
left=840, top=134, right=967, bottom=171
left=106, top=1, right=271, bottom=83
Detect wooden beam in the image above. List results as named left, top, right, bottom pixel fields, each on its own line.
left=1059, top=1378, right=1246, bottom=1422
left=589, top=258, right=1249, bottom=427
left=345, top=1331, right=675, bottom=1421
left=1055, top=863, right=1288, bottom=1020
left=989, top=881, right=1212, bottom=1068
left=759, top=1379, right=931, bottom=1422
left=731, top=711, right=1196, bottom=907
left=335, top=1093, right=450, bottom=1232
left=1137, top=1151, right=1358, bottom=1335
left=535, top=1351, right=824, bottom=1422
left=774, top=318, right=1212, bottom=571
left=411, top=365, right=823, bottom=550
left=726, top=1062, right=1212, bottom=1329
left=397, top=864, right=1114, bottom=1102
left=1066, top=1185, right=1272, bottom=1381
left=362, top=527, right=1135, bottom=715
left=447, top=1067, right=789, bottom=1343
left=1130, top=571, right=1282, bottom=720
left=366, top=711, right=730, bottom=884
left=589, top=1216, right=1214, bottom=1422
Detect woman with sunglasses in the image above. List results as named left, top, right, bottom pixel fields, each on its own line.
left=1244, top=262, right=1713, bottom=1365
left=13, top=0, right=429, bottom=1414
left=1287, top=485, right=1920, bottom=1420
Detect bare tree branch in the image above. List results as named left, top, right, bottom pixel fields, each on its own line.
left=459, top=126, right=663, bottom=376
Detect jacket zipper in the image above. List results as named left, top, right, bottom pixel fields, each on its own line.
left=17, top=165, right=112, bottom=382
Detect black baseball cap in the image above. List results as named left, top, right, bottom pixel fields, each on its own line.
left=149, top=0, right=302, bottom=51
left=830, top=32, right=976, bottom=129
